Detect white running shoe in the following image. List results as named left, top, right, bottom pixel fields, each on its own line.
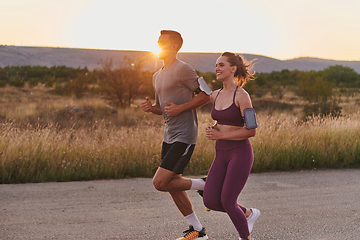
left=247, top=208, right=260, bottom=233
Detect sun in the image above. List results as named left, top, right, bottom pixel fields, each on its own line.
left=150, top=47, right=160, bottom=57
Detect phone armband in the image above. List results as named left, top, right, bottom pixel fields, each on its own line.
left=243, top=108, right=258, bottom=129
left=195, top=77, right=212, bottom=95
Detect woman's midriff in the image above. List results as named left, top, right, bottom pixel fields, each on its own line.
left=215, top=124, right=242, bottom=133
left=214, top=124, right=250, bottom=150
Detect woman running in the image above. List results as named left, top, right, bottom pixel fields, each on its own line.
left=203, top=52, right=260, bottom=240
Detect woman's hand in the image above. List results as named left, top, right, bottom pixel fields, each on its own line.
left=205, top=126, right=223, bottom=140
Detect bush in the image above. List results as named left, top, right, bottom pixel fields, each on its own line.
left=0, top=80, right=6, bottom=88
left=28, top=78, right=39, bottom=88
left=8, top=78, right=25, bottom=87
left=54, top=83, right=64, bottom=95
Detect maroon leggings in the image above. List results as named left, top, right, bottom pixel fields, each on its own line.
left=203, top=139, right=254, bottom=239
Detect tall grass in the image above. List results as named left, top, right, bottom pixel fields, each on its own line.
left=0, top=120, right=164, bottom=183
left=251, top=113, right=360, bottom=172
left=1, top=87, right=360, bottom=183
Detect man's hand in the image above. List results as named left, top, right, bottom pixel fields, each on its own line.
left=141, top=97, right=153, bottom=113
left=162, top=92, right=210, bottom=117
left=164, top=101, right=183, bottom=117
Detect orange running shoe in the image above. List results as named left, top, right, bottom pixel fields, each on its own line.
left=176, top=225, right=208, bottom=240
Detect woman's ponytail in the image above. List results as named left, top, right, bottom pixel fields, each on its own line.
left=221, top=52, right=256, bottom=87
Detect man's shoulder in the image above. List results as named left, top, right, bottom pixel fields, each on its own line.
left=153, top=69, right=161, bottom=77
left=176, top=59, right=195, bottom=71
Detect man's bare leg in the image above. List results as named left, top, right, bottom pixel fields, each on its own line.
left=169, top=190, right=193, bottom=216
left=152, top=167, right=203, bottom=232
left=152, top=167, right=191, bottom=192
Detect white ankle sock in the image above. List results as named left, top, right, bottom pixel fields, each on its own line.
left=190, top=179, right=205, bottom=190
left=247, top=210, right=253, bottom=219
left=185, top=212, right=202, bottom=232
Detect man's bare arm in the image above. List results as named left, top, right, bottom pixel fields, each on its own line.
left=164, top=92, right=211, bottom=117
left=141, top=97, right=163, bottom=115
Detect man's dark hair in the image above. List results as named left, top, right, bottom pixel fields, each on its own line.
left=160, top=30, right=183, bottom=51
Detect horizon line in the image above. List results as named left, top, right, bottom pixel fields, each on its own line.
left=1, top=44, right=359, bottom=62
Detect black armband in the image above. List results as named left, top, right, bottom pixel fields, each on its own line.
left=194, top=87, right=202, bottom=94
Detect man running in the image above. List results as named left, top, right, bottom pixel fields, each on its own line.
left=141, top=30, right=211, bottom=240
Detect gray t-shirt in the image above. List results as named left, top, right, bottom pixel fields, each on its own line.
left=153, top=59, right=200, bottom=144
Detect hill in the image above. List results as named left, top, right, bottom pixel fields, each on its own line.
left=1, top=45, right=360, bottom=73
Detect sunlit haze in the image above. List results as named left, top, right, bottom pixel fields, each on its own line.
left=1, top=0, right=360, bottom=61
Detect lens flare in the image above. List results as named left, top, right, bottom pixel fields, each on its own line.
left=152, top=49, right=160, bottom=57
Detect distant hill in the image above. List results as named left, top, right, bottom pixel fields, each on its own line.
left=1, top=46, right=360, bottom=74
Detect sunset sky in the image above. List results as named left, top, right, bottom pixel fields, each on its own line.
left=1, top=0, right=359, bottom=61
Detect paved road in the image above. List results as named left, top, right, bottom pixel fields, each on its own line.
left=1, top=169, right=359, bottom=240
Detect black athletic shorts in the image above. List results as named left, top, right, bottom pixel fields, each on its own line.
left=160, top=142, right=195, bottom=174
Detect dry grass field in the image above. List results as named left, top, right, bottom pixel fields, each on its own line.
left=1, top=85, right=360, bottom=183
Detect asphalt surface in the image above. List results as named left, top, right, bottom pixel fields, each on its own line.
left=1, top=169, right=359, bottom=240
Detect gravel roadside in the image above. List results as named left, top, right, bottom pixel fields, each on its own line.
left=1, top=169, right=359, bottom=239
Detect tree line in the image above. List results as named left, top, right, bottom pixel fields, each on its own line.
left=199, top=65, right=360, bottom=118
left=0, top=56, right=154, bottom=108
left=1, top=58, right=360, bottom=117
